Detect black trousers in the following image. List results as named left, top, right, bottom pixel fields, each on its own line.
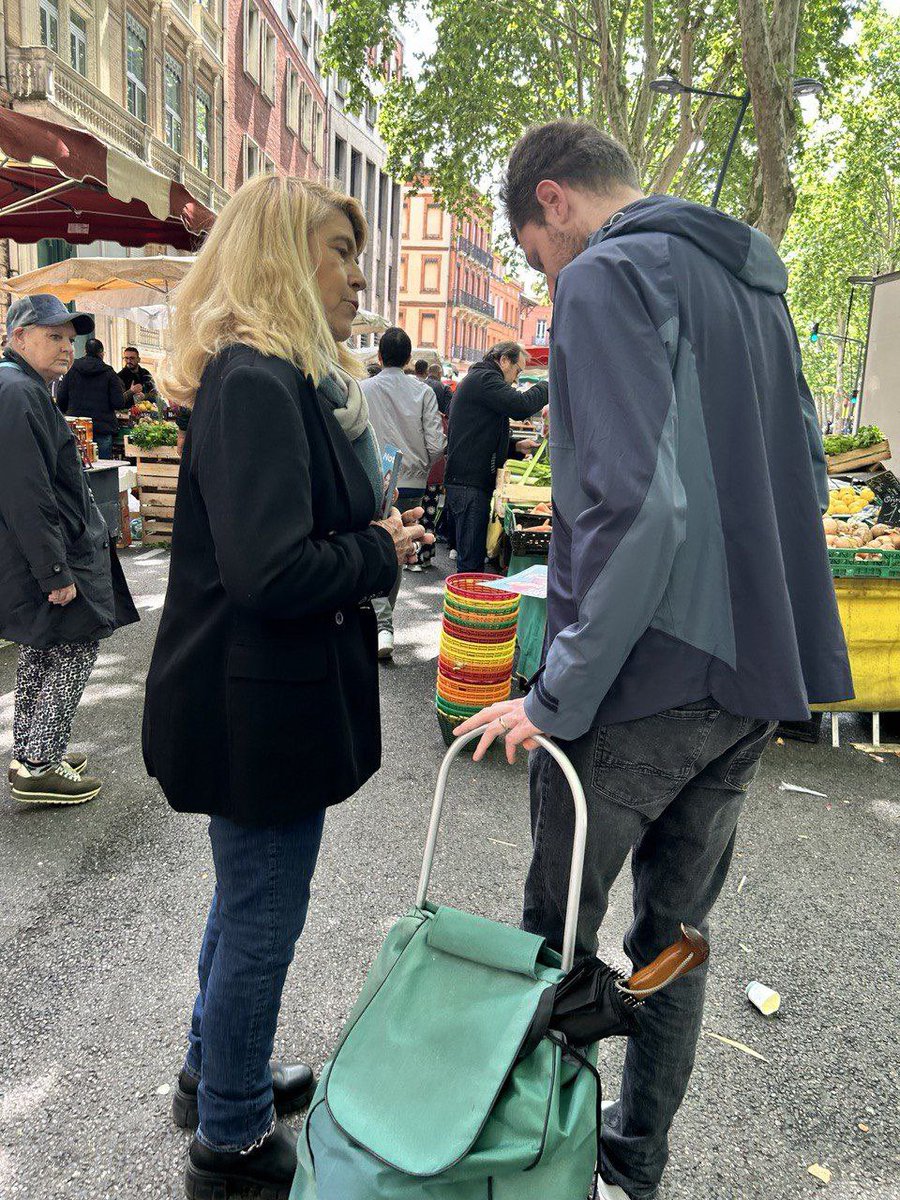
left=445, top=484, right=492, bottom=574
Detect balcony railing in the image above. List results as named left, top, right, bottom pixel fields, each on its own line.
left=451, top=344, right=481, bottom=363
left=7, top=47, right=229, bottom=212
left=453, top=290, right=495, bottom=318
left=531, top=333, right=549, bottom=346
left=456, top=235, right=493, bottom=269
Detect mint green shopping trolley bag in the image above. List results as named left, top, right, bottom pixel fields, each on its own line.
left=291, top=729, right=599, bottom=1200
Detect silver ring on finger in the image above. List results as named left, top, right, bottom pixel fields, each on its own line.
left=498, top=716, right=510, bottom=732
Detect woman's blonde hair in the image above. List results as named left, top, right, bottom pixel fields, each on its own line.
left=160, top=174, right=367, bottom=405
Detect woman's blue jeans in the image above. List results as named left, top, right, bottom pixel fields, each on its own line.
left=183, top=811, right=326, bottom=1151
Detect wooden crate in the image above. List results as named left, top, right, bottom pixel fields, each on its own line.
left=494, top=466, right=552, bottom=516
left=826, top=440, right=891, bottom=475
left=125, top=439, right=180, bottom=544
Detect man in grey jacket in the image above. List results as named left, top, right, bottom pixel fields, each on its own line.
left=456, top=122, right=852, bottom=1200
left=362, top=326, right=445, bottom=659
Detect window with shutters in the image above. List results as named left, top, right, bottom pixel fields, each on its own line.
left=126, top=15, right=148, bottom=124
left=195, top=86, right=212, bottom=173
left=244, top=0, right=261, bottom=82
left=420, top=313, right=438, bottom=347
left=285, top=66, right=299, bottom=132
left=300, top=87, right=312, bottom=150
left=424, top=204, right=442, bottom=239
left=40, top=0, right=59, bottom=52
left=422, top=258, right=440, bottom=293
left=243, top=135, right=261, bottom=181
left=69, top=11, right=87, bottom=76
left=164, top=55, right=183, bottom=155
left=261, top=22, right=276, bottom=100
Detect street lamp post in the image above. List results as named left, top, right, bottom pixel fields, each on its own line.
left=649, top=75, right=824, bottom=209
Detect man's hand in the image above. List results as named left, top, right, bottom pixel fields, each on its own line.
left=130, top=382, right=143, bottom=395
left=48, top=584, right=77, bottom=606
left=453, top=697, right=544, bottom=763
left=515, top=438, right=540, bottom=456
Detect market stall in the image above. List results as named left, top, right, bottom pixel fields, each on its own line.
left=815, top=459, right=900, bottom=744
left=490, top=448, right=552, bottom=683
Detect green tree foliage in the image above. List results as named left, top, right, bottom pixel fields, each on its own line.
left=326, top=0, right=859, bottom=242
left=782, top=1, right=900, bottom=419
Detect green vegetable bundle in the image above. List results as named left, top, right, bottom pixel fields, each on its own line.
left=130, top=420, right=178, bottom=449
left=823, top=425, right=885, bottom=457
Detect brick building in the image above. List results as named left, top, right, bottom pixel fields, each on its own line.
left=520, top=299, right=552, bottom=348
left=398, top=183, right=495, bottom=373
left=486, top=253, right=524, bottom=350
left=2, top=0, right=229, bottom=363
left=228, top=0, right=327, bottom=189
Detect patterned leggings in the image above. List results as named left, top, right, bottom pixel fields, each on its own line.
left=13, top=641, right=100, bottom=766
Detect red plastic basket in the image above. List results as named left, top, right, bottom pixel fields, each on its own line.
left=445, top=573, right=513, bottom=603
left=441, top=618, right=518, bottom=644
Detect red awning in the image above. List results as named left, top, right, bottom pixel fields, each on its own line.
left=0, top=108, right=216, bottom=250
left=523, top=345, right=549, bottom=367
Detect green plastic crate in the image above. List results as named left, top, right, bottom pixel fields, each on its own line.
left=828, top=548, right=900, bottom=580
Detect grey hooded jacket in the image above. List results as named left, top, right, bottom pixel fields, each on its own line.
left=524, top=196, right=853, bottom=741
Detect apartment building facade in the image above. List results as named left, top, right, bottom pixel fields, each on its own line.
left=520, top=299, right=552, bottom=348
left=228, top=0, right=326, bottom=189
left=398, top=183, right=495, bottom=373
left=486, top=252, right=524, bottom=349
left=326, top=36, right=403, bottom=336
left=2, top=0, right=229, bottom=360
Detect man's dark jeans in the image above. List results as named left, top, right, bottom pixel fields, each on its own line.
left=444, top=484, right=491, bottom=574
left=524, top=699, right=775, bottom=1199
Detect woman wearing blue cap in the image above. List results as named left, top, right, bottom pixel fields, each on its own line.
left=0, top=294, right=139, bottom=805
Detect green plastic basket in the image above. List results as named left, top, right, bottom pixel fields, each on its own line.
left=828, top=547, right=900, bottom=580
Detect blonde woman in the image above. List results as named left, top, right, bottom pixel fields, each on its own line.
left=142, top=175, right=427, bottom=1199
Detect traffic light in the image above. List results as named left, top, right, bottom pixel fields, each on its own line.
left=810, top=321, right=820, bottom=344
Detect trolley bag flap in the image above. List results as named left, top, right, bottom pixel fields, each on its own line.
left=325, top=904, right=557, bottom=1177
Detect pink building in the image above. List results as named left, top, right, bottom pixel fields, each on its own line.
left=227, top=0, right=327, bottom=190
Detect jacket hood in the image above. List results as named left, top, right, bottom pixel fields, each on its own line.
left=591, top=195, right=788, bottom=295
left=72, top=355, right=110, bottom=375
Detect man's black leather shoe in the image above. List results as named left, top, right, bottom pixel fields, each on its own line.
left=185, top=1120, right=297, bottom=1200
left=173, top=1061, right=316, bottom=1131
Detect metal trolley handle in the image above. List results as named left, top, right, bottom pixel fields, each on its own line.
left=416, top=728, right=588, bottom=973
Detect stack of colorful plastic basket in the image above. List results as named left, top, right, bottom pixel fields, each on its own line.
left=436, top=573, right=520, bottom=745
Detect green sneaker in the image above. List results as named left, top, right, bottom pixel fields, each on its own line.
left=8, top=753, right=87, bottom=785
left=12, top=761, right=101, bottom=806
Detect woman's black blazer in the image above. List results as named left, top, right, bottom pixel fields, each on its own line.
left=142, top=345, right=397, bottom=825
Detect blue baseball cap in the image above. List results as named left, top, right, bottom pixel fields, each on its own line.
left=6, top=293, right=94, bottom=336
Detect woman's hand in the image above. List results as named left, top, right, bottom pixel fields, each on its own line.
left=374, top=506, right=434, bottom=566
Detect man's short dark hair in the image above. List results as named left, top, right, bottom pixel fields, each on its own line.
left=124, top=346, right=139, bottom=356
left=379, top=326, right=412, bottom=368
left=85, top=338, right=104, bottom=357
left=414, top=358, right=429, bottom=376
left=485, top=341, right=523, bottom=366
left=501, top=121, right=640, bottom=235
left=427, top=363, right=442, bottom=379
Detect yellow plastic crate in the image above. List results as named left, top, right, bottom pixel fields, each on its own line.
left=811, top=578, right=900, bottom=712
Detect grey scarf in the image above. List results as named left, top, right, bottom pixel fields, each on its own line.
left=317, top=364, right=383, bottom=507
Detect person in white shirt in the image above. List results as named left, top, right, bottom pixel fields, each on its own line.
left=361, top=327, right=446, bottom=659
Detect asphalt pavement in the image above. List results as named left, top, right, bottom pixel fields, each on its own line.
left=0, top=547, right=897, bottom=1200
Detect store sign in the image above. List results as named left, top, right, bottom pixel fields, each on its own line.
left=866, top=470, right=900, bottom=525
left=67, top=222, right=90, bottom=235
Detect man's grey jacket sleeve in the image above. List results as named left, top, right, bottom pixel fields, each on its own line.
left=421, top=385, right=446, bottom=465
left=0, top=402, right=74, bottom=591
left=524, top=255, right=686, bottom=740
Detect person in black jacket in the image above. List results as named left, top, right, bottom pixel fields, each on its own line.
left=57, top=338, right=131, bottom=460
left=118, top=345, right=158, bottom=406
left=445, top=342, right=548, bottom=572
left=426, top=362, right=453, bottom=415
left=142, top=174, right=429, bottom=1199
left=0, top=296, right=139, bottom=806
